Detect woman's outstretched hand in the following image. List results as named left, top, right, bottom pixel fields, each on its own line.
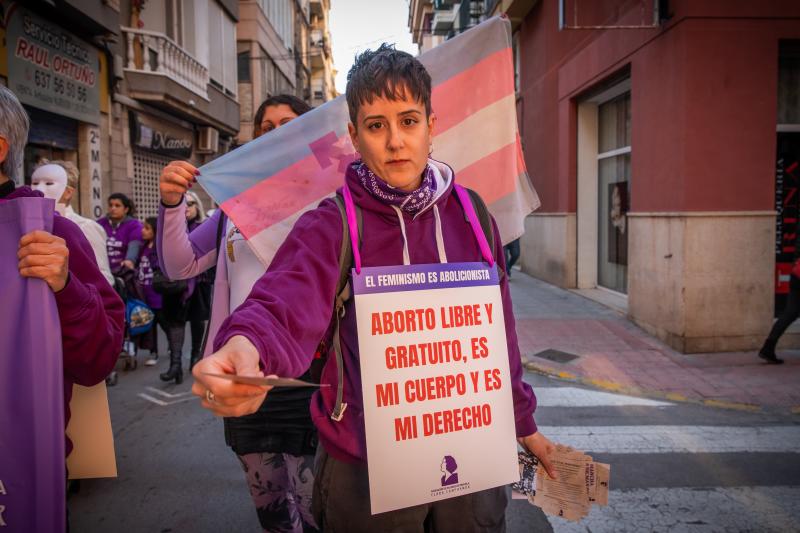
left=192, top=335, right=272, bottom=417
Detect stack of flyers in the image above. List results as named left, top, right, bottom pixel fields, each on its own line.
left=511, top=448, right=610, bottom=522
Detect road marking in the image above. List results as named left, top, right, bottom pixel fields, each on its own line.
left=138, top=393, right=197, bottom=406
left=546, top=486, right=800, bottom=533
left=538, top=425, right=800, bottom=454
left=534, top=387, right=673, bottom=407
left=144, top=387, right=194, bottom=399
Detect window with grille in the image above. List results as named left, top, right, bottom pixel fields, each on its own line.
left=132, top=148, right=172, bottom=219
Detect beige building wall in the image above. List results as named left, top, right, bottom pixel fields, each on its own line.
left=628, top=213, right=775, bottom=353
left=520, top=214, right=577, bottom=288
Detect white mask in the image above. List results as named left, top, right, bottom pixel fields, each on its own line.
left=31, top=164, right=69, bottom=204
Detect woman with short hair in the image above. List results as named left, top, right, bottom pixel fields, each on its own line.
left=193, top=44, right=557, bottom=532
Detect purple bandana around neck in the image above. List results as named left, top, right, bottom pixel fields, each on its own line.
left=350, top=160, right=437, bottom=215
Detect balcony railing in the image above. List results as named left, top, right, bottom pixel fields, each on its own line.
left=122, top=27, right=209, bottom=98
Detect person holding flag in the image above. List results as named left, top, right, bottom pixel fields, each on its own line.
left=190, top=44, right=557, bottom=531
left=157, top=95, right=320, bottom=532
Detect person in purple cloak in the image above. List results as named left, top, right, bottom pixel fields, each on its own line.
left=0, top=85, right=124, bottom=470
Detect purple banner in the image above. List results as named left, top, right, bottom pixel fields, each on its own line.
left=0, top=197, right=65, bottom=532
left=352, top=262, right=499, bottom=296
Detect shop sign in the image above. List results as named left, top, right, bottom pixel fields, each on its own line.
left=131, top=112, right=193, bottom=158
left=5, top=6, right=100, bottom=124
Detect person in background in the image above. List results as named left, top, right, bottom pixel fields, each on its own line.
left=158, top=94, right=320, bottom=532
left=135, top=217, right=165, bottom=366
left=184, top=190, right=212, bottom=371
left=757, top=233, right=800, bottom=364
left=98, top=193, right=142, bottom=273
left=31, top=160, right=113, bottom=285
left=0, top=86, right=123, bottom=508
left=503, top=237, right=521, bottom=277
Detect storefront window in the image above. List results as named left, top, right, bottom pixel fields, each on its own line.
left=597, top=92, right=631, bottom=294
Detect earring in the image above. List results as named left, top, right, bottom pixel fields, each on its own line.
left=428, top=143, right=434, bottom=156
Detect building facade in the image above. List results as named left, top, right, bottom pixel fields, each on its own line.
left=236, top=0, right=304, bottom=144
left=119, top=0, right=240, bottom=217
left=513, top=0, right=800, bottom=353
left=412, top=0, right=800, bottom=354
left=409, top=0, right=497, bottom=53
left=0, top=0, right=241, bottom=219
left=308, top=0, right=336, bottom=108
left=0, top=0, right=119, bottom=220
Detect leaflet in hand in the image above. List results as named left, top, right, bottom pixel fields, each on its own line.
left=511, top=448, right=610, bottom=522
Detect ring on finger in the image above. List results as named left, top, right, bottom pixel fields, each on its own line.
left=206, top=390, right=216, bottom=403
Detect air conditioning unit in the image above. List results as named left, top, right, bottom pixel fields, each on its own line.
left=197, top=126, right=219, bottom=154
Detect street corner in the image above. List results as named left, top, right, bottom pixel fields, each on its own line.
left=522, top=350, right=769, bottom=413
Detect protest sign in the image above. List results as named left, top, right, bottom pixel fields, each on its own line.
left=66, top=382, right=117, bottom=479
left=353, top=262, right=519, bottom=514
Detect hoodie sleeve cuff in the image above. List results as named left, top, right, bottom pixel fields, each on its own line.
left=515, top=415, right=538, bottom=439
left=161, top=197, right=184, bottom=209
left=54, top=273, right=94, bottom=323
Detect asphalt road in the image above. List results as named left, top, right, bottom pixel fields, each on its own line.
left=68, top=342, right=800, bottom=532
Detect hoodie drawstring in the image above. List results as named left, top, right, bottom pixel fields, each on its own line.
left=391, top=205, right=448, bottom=265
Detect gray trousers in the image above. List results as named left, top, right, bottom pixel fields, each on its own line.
left=312, top=447, right=508, bottom=532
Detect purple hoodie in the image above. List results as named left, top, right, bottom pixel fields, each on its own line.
left=214, top=161, right=538, bottom=464
left=97, top=216, right=143, bottom=271
left=2, top=185, right=124, bottom=456
left=137, top=243, right=162, bottom=310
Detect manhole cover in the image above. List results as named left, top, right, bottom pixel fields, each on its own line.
left=533, top=349, right=580, bottom=364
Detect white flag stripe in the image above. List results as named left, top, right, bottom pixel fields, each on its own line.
left=247, top=193, right=335, bottom=266
left=433, top=93, right=518, bottom=174
left=546, top=486, right=800, bottom=533
left=537, top=426, right=800, bottom=454
left=534, top=387, right=673, bottom=407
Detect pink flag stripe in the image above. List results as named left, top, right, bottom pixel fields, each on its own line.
left=222, top=50, right=516, bottom=239
left=228, top=133, right=523, bottom=242
left=456, top=138, right=525, bottom=205
left=430, top=48, right=513, bottom=134
left=221, top=141, right=353, bottom=239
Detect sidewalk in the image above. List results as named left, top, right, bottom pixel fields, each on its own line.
left=508, top=271, right=800, bottom=413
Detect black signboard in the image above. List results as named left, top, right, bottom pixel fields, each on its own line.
left=775, top=132, right=800, bottom=316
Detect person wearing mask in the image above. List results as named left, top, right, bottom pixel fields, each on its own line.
left=98, top=193, right=142, bottom=273
left=191, top=45, right=557, bottom=532
left=31, top=160, right=113, bottom=285
left=158, top=96, right=319, bottom=532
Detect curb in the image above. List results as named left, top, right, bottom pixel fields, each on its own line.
left=523, top=360, right=772, bottom=413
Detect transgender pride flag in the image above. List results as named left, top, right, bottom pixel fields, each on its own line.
left=198, top=16, right=540, bottom=265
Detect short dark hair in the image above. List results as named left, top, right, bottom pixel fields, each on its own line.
left=253, top=94, right=313, bottom=137
left=346, top=43, right=432, bottom=127
left=108, top=192, right=135, bottom=217
left=145, top=216, right=158, bottom=234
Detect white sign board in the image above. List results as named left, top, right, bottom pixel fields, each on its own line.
left=353, top=262, right=519, bottom=514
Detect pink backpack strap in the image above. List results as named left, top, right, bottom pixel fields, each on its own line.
left=453, top=184, right=495, bottom=267
left=342, top=184, right=362, bottom=274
